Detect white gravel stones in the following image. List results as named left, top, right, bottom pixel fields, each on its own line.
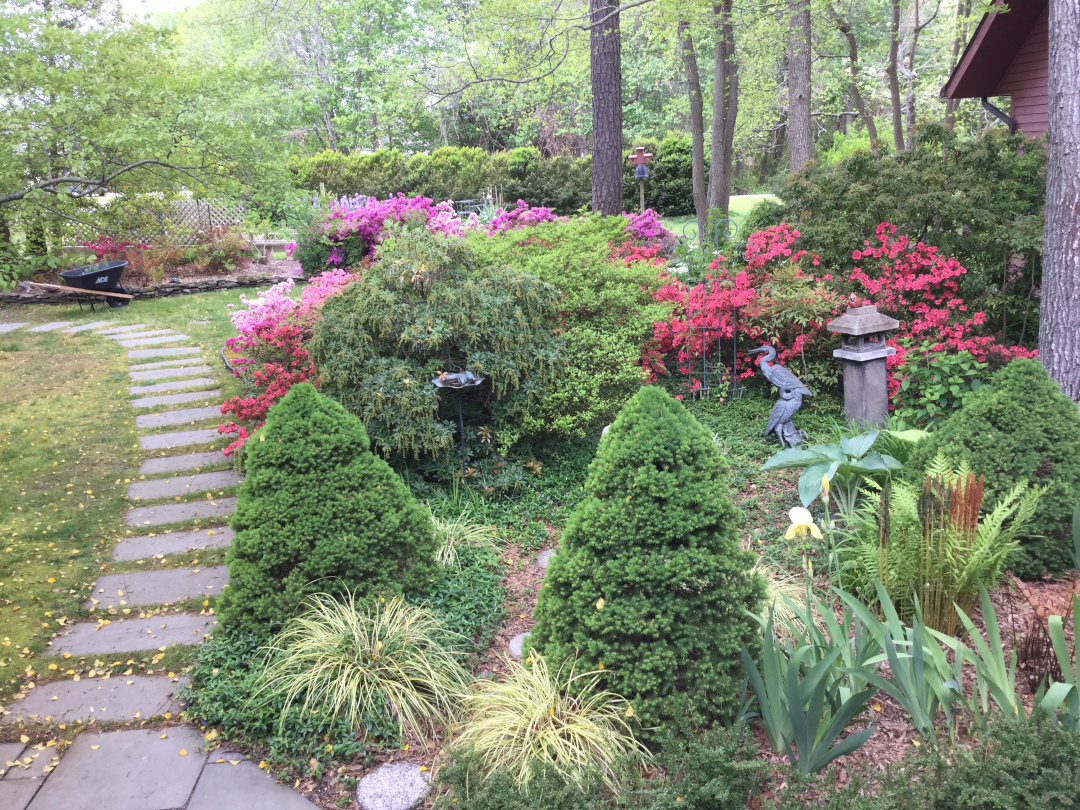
left=355, top=763, right=430, bottom=810
left=509, top=632, right=531, bottom=658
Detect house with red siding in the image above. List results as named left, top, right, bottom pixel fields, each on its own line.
left=942, top=0, right=1049, bottom=138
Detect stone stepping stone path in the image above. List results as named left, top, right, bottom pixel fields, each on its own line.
left=129, top=364, right=213, bottom=381
left=509, top=631, right=531, bottom=658
left=355, top=763, right=430, bottom=810
left=63, top=321, right=116, bottom=333
left=130, top=389, right=221, bottom=409
left=128, top=356, right=208, bottom=371
left=135, top=405, right=224, bottom=430
left=138, top=450, right=230, bottom=476
left=127, top=346, right=202, bottom=359
left=0, top=319, right=325, bottom=808
left=537, top=548, right=556, bottom=568
left=49, top=614, right=217, bottom=655
left=112, top=527, right=234, bottom=562
left=1, top=675, right=186, bottom=726
left=129, top=377, right=216, bottom=396
left=127, top=470, right=240, bottom=501
left=138, top=427, right=221, bottom=451
left=86, top=567, right=228, bottom=609
left=117, top=333, right=191, bottom=348
left=124, top=497, right=237, bottom=527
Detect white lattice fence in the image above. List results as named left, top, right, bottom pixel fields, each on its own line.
left=65, top=199, right=247, bottom=246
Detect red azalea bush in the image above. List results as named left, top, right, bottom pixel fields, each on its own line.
left=646, top=222, right=1035, bottom=398
left=81, top=235, right=149, bottom=260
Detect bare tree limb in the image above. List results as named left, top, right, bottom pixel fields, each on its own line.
left=0, top=160, right=213, bottom=207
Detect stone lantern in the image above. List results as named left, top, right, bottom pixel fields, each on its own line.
left=827, top=304, right=900, bottom=427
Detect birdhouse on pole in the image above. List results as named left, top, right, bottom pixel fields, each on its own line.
left=827, top=304, right=900, bottom=427
left=632, top=147, right=653, bottom=213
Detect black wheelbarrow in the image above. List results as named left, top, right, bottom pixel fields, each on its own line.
left=59, top=260, right=131, bottom=309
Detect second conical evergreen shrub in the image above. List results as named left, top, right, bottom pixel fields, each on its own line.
left=528, top=386, right=763, bottom=729
left=218, top=383, right=437, bottom=631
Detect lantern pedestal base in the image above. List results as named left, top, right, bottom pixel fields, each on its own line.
left=834, top=348, right=895, bottom=428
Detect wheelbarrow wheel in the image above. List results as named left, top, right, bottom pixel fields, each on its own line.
left=107, top=284, right=131, bottom=307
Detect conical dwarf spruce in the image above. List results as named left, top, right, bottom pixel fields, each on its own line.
left=529, top=386, right=763, bottom=729
left=218, top=383, right=436, bottom=631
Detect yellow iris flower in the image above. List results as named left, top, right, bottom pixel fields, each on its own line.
left=785, top=506, right=823, bottom=540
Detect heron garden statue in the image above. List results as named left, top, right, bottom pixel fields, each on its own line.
left=747, top=345, right=811, bottom=447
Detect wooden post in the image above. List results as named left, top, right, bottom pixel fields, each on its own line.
left=631, top=146, right=653, bottom=214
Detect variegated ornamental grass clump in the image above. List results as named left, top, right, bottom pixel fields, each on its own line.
left=454, top=653, right=648, bottom=792
left=253, top=593, right=472, bottom=743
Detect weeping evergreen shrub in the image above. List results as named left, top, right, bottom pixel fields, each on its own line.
left=527, top=386, right=763, bottom=730
left=218, top=382, right=437, bottom=631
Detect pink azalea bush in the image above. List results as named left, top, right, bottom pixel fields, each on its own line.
left=486, top=200, right=566, bottom=233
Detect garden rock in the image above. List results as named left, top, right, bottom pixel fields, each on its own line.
left=537, top=549, right=555, bottom=568
left=355, top=763, right=430, bottom=810
left=509, top=632, right=531, bottom=658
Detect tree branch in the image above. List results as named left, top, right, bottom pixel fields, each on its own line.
left=0, top=160, right=213, bottom=207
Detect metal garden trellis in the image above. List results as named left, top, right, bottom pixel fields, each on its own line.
left=678, top=217, right=744, bottom=401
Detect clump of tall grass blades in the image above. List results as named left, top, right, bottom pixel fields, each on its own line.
left=453, top=653, right=648, bottom=792
left=430, top=507, right=500, bottom=568
left=252, top=593, right=471, bottom=742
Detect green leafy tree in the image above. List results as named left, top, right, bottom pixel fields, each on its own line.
left=219, top=382, right=437, bottom=631
left=528, top=386, right=763, bottom=730
left=912, top=358, right=1080, bottom=578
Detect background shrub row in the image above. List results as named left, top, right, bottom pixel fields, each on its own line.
left=287, top=136, right=700, bottom=216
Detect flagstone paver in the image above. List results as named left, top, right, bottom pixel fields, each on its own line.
left=128, top=357, right=208, bottom=371
left=94, top=324, right=149, bottom=335
left=108, top=329, right=174, bottom=341
left=355, top=763, right=430, bottom=810
left=117, top=334, right=191, bottom=348
left=1, top=676, right=186, bottom=726
left=135, top=406, right=222, bottom=430
left=187, top=761, right=318, bottom=810
left=112, top=527, right=234, bottom=562
left=4, top=745, right=57, bottom=781
left=138, top=428, right=220, bottom=451
left=24, top=728, right=208, bottom=810
left=0, top=322, right=30, bottom=333
left=123, top=497, right=236, bottom=527
left=130, top=390, right=221, bottom=409
left=127, top=346, right=202, bottom=359
left=0, top=742, right=26, bottom=773
left=62, top=321, right=116, bottom=333
left=28, top=322, right=75, bottom=332
left=86, top=567, right=228, bottom=609
left=0, top=779, right=40, bottom=810
left=509, top=632, right=530, bottom=658
left=130, top=377, right=216, bottom=396
left=127, top=470, right=240, bottom=501
left=129, top=364, right=213, bottom=382
left=49, top=615, right=216, bottom=656
left=137, top=450, right=229, bottom=476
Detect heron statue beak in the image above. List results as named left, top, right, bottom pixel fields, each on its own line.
left=746, top=347, right=768, bottom=356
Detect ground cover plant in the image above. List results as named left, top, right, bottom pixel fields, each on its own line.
left=527, top=386, right=764, bottom=730
left=219, top=382, right=438, bottom=631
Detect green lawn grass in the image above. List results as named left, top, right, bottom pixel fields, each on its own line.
left=0, top=287, right=268, bottom=699
left=662, top=194, right=780, bottom=245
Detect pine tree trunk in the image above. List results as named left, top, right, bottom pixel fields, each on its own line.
left=886, top=0, right=905, bottom=152
left=590, top=0, right=623, bottom=216
left=708, top=0, right=738, bottom=215
left=1040, top=0, right=1080, bottom=403
left=944, top=0, right=971, bottom=129
left=787, top=0, right=813, bottom=171
left=679, top=19, right=708, bottom=240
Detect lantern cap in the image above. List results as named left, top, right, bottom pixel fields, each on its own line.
left=634, top=164, right=649, bottom=179
left=826, top=304, right=900, bottom=336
